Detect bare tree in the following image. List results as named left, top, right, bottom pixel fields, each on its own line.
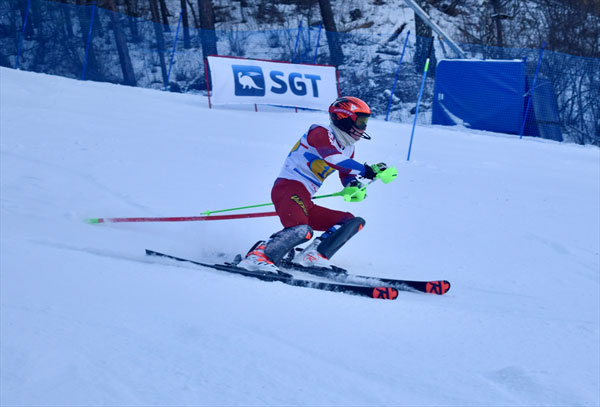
left=75, top=0, right=102, bottom=80
left=537, top=0, right=600, bottom=58
left=181, top=0, right=191, bottom=48
left=106, top=0, right=136, bottom=85
left=149, top=0, right=168, bottom=85
left=490, top=0, right=505, bottom=47
left=186, top=0, right=199, bottom=28
left=158, top=0, right=171, bottom=31
left=239, top=0, right=248, bottom=23
left=317, top=0, right=344, bottom=66
left=413, top=0, right=436, bottom=75
left=124, top=0, right=141, bottom=43
left=198, top=0, right=218, bottom=57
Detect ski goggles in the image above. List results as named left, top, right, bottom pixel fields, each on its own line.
left=355, top=115, right=369, bottom=130
left=329, top=106, right=370, bottom=129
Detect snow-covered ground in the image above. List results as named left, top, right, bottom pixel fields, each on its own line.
left=1, top=67, right=599, bottom=406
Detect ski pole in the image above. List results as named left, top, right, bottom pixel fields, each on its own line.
left=81, top=1, right=97, bottom=80
left=199, top=189, right=351, bottom=216
left=15, top=0, right=31, bottom=70
left=201, top=167, right=397, bottom=215
left=85, top=191, right=346, bottom=224
left=407, top=37, right=434, bottom=161
left=87, top=211, right=278, bottom=224
left=86, top=170, right=398, bottom=224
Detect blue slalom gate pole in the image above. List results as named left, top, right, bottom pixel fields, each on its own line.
left=385, top=30, right=410, bottom=121
left=15, top=0, right=31, bottom=70
left=519, top=42, right=546, bottom=139
left=165, top=9, right=183, bottom=91
left=407, top=38, right=434, bottom=161
left=292, top=21, right=302, bottom=62
left=313, top=22, right=322, bottom=64
left=81, top=1, right=97, bottom=80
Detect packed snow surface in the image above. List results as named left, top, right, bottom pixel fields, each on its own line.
left=1, top=67, right=599, bottom=406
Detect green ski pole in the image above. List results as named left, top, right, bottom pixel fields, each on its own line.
left=200, top=190, right=346, bottom=216
left=200, top=172, right=402, bottom=216
left=201, top=166, right=399, bottom=215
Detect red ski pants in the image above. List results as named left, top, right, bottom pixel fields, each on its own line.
left=271, top=178, right=354, bottom=231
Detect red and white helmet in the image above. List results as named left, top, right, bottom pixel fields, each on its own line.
left=328, top=96, right=372, bottom=140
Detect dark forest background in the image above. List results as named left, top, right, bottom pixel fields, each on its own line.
left=2, top=0, right=599, bottom=144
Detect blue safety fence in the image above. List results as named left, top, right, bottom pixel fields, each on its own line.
left=1, top=0, right=598, bottom=145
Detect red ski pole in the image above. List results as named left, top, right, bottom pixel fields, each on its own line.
left=86, top=190, right=348, bottom=224
left=87, top=211, right=277, bottom=224
left=86, top=179, right=392, bottom=224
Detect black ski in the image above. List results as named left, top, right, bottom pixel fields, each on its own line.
left=278, top=259, right=451, bottom=295
left=145, top=249, right=399, bottom=300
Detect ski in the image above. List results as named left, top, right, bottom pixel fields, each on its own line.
left=278, top=259, right=451, bottom=295
left=145, top=249, right=399, bottom=300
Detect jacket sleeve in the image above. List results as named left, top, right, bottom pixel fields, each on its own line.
left=306, top=127, right=367, bottom=183
left=339, top=150, right=360, bottom=187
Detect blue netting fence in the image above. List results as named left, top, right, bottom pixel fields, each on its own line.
left=1, top=0, right=598, bottom=145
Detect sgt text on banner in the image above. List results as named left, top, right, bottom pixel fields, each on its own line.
left=207, top=56, right=339, bottom=111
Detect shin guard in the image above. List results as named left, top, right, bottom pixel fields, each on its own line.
left=317, top=217, right=365, bottom=259
left=264, top=224, right=314, bottom=265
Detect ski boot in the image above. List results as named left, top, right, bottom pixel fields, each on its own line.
left=238, top=225, right=314, bottom=275
left=291, top=217, right=366, bottom=270
left=237, top=241, right=281, bottom=275
left=292, top=238, right=332, bottom=269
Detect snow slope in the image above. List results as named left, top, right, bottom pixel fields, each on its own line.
left=1, top=67, right=599, bottom=406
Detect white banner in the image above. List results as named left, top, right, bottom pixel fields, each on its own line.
left=207, top=56, right=339, bottom=111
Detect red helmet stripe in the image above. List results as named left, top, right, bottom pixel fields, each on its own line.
left=328, top=106, right=357, bottom=120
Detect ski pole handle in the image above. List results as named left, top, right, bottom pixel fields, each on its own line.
left=340, top=167, right=397, bottom=202
left=375, top=166, right=398, bottom=184
left=341, top=179, right=376, bottom=202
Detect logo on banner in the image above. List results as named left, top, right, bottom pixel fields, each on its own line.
left=233, top=65, right=265, bottom=96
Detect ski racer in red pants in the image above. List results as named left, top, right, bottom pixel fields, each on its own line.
left=238, top=96, right=392, bottom=274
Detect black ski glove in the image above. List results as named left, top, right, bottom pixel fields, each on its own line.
left=363, top=162, right=389, bottom=179
left=363, top=163, right=377, bottom=179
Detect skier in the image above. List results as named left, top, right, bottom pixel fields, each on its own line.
left=238, top=96, right=393, bottom=274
